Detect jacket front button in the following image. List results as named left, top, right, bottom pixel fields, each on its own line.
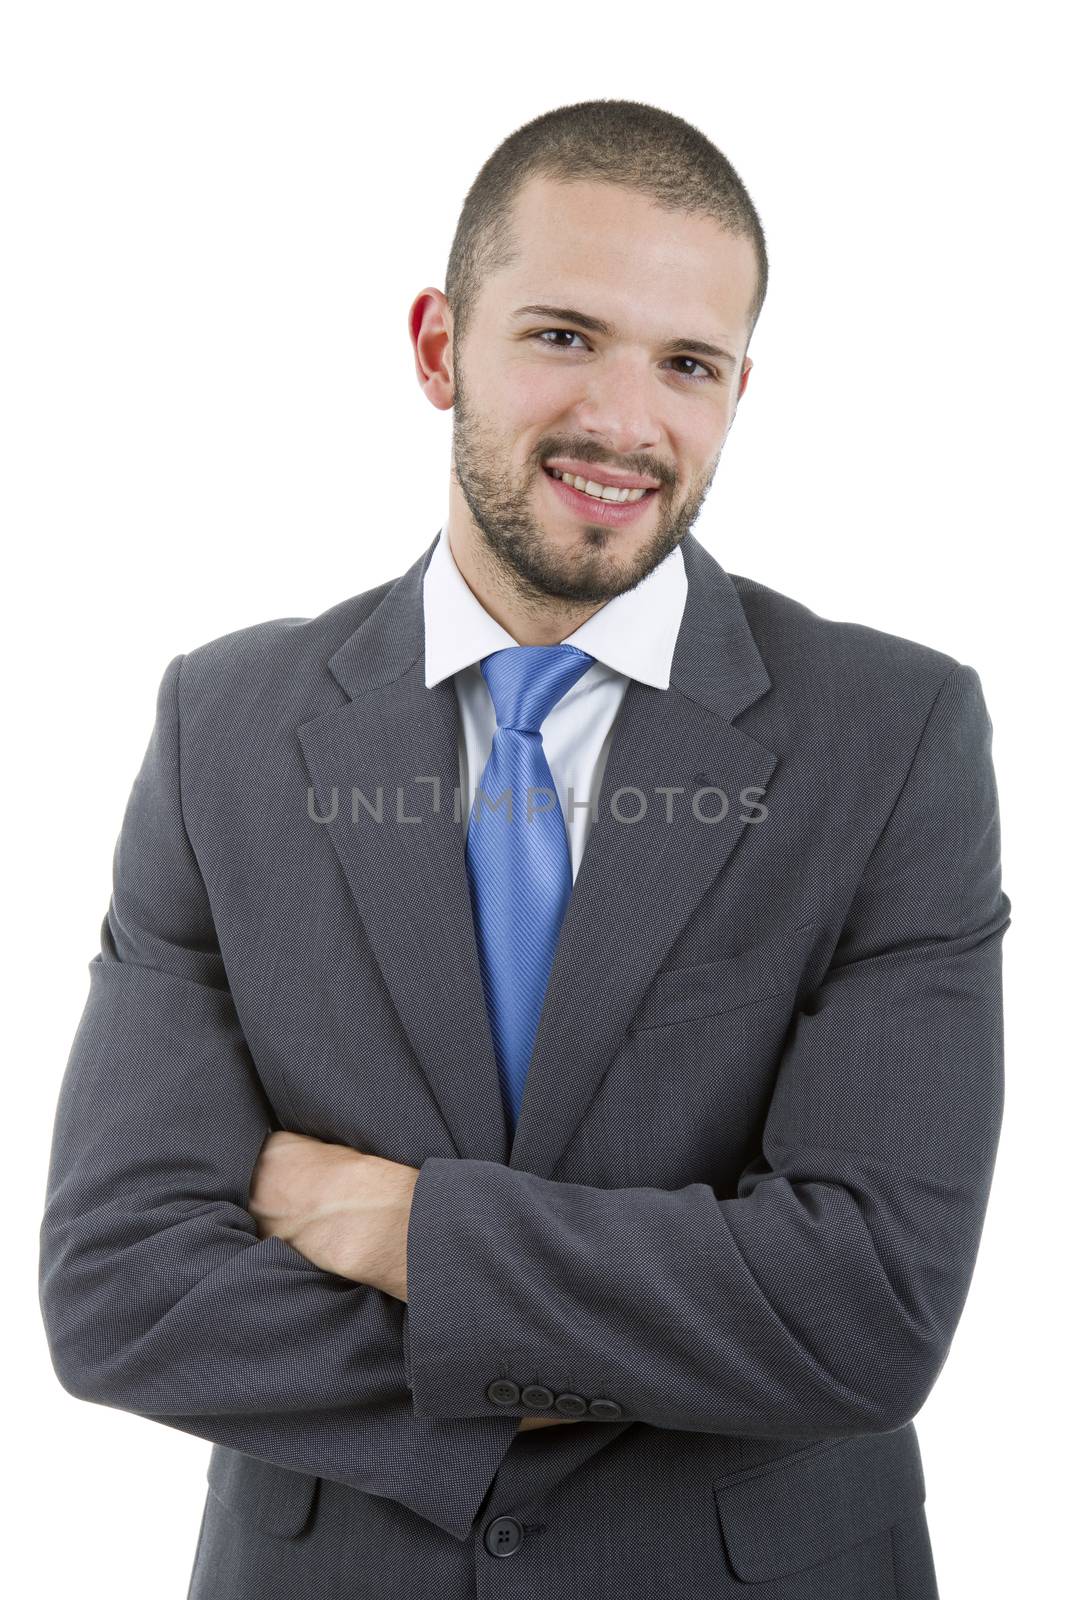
left=484, top=1515, right=524, bottom=1557
left=486, top=1379, right=520, bottom=1406
left=554, top=1392, right=588, bottom=1416
left=521, top=1384, right=555, bottom=1410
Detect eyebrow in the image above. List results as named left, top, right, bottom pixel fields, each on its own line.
left=509, top=303, right=739, bottom=370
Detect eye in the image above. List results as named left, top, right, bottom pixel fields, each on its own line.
left=670, top=355, right=719, bottom=383
left=531, top=329, right=719, bottom=383
left=534, top=328, right=588, bottom=352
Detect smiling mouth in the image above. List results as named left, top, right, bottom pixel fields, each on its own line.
left=540, top=463, right=662, bottom=530
left=542, top=464, right=658, bottom=504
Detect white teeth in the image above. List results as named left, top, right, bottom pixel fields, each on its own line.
left=547, top=468, right=649, bottom=503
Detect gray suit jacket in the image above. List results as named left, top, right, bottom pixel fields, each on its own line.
left=39, top=529, right=1009, bottom=1598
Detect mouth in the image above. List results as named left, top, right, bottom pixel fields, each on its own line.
left=541, top=464, right=660, bottom=527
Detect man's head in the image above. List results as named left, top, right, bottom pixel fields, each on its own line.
left=410, top=99, right=766, bottom=628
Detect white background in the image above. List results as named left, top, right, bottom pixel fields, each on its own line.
left=5, top=2, right=1061, bottom=1593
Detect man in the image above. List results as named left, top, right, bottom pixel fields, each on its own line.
left=39, top=100, right=1008, bottom=1599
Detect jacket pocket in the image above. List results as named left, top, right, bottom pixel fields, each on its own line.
left=627, top=920, right=815, bottom=1032
left=713, top=1424, right=926, bottom=1582
left=206, top=1444, right=320, bottom=1539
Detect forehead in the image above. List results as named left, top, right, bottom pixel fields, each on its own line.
left=490, top=174, right=758, bottom=339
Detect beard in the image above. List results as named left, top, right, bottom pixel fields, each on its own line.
left=450, top=365, right=720, bottom=607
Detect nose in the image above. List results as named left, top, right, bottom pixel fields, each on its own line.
left=570, top=353, right=663, bottom=465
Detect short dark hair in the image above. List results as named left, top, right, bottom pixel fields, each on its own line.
left=444, top=99, right=768, bottom=363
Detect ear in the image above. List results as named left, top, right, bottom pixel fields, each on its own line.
left=409, top=288, right=455, bottom=412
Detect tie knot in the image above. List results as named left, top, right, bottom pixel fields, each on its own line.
left=480, top=644, right=594, bottom=733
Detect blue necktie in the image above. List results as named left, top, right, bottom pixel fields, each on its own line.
left=465, top=644, right=595, bottom=1140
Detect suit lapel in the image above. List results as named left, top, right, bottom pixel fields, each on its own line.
left=297, top=536, right=512, bottom=1165
left=297, top=530, right=777, bottom=1177
left=512, top=535, right=777, bottom=1175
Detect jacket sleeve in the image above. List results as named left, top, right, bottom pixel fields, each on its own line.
left=38, top=652, right=519, bottom=1543
left=403, top=662, right=1010, bottom=1438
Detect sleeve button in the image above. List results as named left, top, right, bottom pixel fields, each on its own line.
left=521, top=1384, right=555, bottom=1409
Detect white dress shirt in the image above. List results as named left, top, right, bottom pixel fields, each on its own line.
left=422, top=521, right=689, bottom=881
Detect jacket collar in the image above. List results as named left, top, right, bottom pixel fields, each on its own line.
left=327, top=526, right=770, bottom=723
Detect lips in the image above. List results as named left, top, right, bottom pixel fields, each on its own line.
left=541, top=463, right=659, bottom=527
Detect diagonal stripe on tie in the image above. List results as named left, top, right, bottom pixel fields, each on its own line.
left=465, top=643, right=595, bottom=1142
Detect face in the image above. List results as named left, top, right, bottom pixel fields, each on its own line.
left=414, top=175, right=757, bottom=607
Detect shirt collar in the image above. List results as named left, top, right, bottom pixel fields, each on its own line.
left=423, top=519, right=688, bottom=690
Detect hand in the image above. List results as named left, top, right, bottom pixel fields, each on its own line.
left=248, top=1130, right=418, bottom=1300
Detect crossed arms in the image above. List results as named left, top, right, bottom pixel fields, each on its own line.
left=38, top=651, right=1010, bottom=1542
left=245, top=1129, right=574, bottom=1436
